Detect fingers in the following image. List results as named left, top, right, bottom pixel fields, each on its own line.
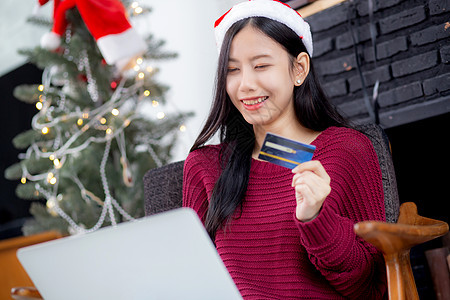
left=292, top=160, right=330, bottom=184
left=292, top=171, right=331, bottom=200
left=292, top=171, right=325, bottom=195
left=291, top=160, right=331, bottom=222
left=294, top=180, right=313, bottom=201
left=294, top=180, right=324, bottom=222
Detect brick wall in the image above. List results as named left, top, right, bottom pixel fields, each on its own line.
left=305, top=0, right=450, bottom=128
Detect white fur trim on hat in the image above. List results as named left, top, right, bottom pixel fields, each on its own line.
left=214, top=0, right=313, bottom=56
left=96, top=28, right=147, bottom=65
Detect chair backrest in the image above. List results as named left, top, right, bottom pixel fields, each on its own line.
left=143, top=124, right=400, bottom=223
left=356, top=123, right=400, bottom=223
left=143, top=160, right=184, bottom=216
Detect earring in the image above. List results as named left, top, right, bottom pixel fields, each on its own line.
left=296, top=79, right=301, bottom=85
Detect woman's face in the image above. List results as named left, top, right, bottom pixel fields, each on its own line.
left=226, top=24, right=299, bottom=129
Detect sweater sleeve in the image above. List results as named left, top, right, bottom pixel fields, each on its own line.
left=182, top=146, right=221, bottom=224
left=295, top=129, right=387, bottom=299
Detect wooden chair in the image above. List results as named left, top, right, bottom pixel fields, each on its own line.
left=143, top=124, right=449, bottom=299
left=352, top=124, right=449, bottom=299
left=354, top=202, right=449, bottom=300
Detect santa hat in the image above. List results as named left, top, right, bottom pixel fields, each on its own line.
left=40, top=0, right=147, bottom=70
left=214, top=0, right=313, bottom=57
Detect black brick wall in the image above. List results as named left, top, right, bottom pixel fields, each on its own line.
left=305, top=0, right=450, bottom=128
left=305, top=1, right=449, bottom=298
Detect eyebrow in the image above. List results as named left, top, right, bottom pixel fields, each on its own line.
left=228, top=54, right=273, bottom=62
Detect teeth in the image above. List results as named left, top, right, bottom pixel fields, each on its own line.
left=242, top=97, right=267, bottom=105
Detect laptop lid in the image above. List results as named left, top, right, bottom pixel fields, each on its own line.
left=17, top=208, right=242, bottom=300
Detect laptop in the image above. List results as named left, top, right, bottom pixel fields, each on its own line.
left=17, top=208, right=243, bottom=300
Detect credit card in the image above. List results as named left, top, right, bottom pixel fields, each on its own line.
left=258, top=133, right=316, bottom=169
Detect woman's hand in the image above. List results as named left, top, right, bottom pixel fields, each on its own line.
left=291, top=160, right=331, bottom=222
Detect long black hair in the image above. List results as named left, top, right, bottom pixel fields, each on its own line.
left=191, top=17, right=349, bottom=241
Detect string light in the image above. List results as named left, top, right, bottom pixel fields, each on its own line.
left=111, top=108, right=120, bottom=116
left=17, top=22, right=189, bottom=234
left=131, top=2, right=139, bottom=8
left=156, top=112, right=165, bottom=119
left=133, top=65, right=140, bottom=72
left=47, top=173, right=57, bottom=185
left=46, top=196, right=59, bottom=216
left=53, top=158, right=61, bottom=168
left=46, top=197, right=55, bottom=209
left=134, top=6, right=143, bottom=14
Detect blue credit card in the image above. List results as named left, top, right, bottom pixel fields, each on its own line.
left=258, top=133, right=316, bottom=169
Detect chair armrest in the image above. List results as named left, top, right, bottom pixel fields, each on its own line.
left=354, top=202, right=449, bottom=254
left=396, top=202, right=446, bottom=227
left=11, top=287, right=42, bottom=300
left=354, top=202, right=449, bottom=300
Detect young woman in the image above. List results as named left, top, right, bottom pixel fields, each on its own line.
left=183, top=1, right=387, bottom=299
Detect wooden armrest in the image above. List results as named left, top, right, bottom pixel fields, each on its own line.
left=354, top=202, right=449, bottom=255
left=11, top=287, right=43, bottom=300
left=354, top=220, right=448, bottom=254
left=354, top=202, right=449, bottom=300
left=396, top=202, right=447, bottom=227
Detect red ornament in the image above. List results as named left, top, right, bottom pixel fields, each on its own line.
left=78, top=74, right=87, bottom=82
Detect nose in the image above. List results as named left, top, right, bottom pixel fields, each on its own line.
left=238, top=67, right=257, bottom=93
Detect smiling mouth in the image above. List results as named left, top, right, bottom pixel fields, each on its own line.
left=241, top=96, right=268, bottom=105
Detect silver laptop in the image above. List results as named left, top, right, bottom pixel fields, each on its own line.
left=17, top=208, right=243, bottom=300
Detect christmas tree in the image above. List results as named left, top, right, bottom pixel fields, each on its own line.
left=4, top=0, right=191, bottom=235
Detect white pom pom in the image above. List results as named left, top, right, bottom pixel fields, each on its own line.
left=40, top=32, right=61, bottom=50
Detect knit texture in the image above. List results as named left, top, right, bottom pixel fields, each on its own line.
left=183, top=126, right=387, bottom=299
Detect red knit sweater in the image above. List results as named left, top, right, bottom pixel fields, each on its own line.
left=183, top=126, right=387, bottom=299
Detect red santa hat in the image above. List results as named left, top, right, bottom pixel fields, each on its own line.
left=214, top=0, right=313, bottom=57
left=40, top=0, right=147, bottom=70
